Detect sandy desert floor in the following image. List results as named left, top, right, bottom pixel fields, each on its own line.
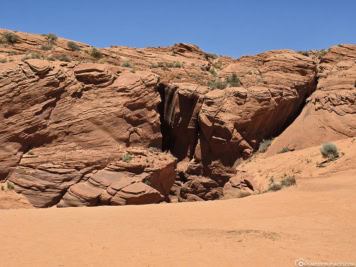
left=0, top=169, right=355, bottom=267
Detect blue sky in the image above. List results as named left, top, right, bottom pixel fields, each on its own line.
left=1, top=0, right=355, bottom=58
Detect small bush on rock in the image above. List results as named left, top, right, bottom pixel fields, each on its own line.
left=43, top=33, right=58, bottom=44
left=56, top=54, right=71, bottom=62
left=7, top=181, right=14, bottom=190
left=208, top=79, right=227, bottom=90
left=67, top=41, right=80, bottom=51
left=277, top=147, right=289, bottom=154
left=122, top=153, right=133, bottom=163
left=258, top=139, right=273, bottom=153
left=22, top=52, right=43, bottom=61
left=41, top=44, right=54, bottom=50
left=206, top=53, right=218, bottom=59
left=225, top=73, right=240, bottom=87
left=1, top=32, right=19, bottom=44
left=281, top=175, right=296, bottom=187
left=90, top=48, right=103, bottom=59
left=269, top=182, right=282, bottom=192
left=320, top=142, right=339, bottom=160
left=121, top=61, right=132, bottom=68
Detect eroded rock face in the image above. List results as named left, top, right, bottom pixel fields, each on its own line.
left=267, top=45, right=356, bottom=154
left=1, top=28, right=355, bottom=206
left=10, top=146, right=176, bottom=208
left=158, top=51, right=317, bottom=200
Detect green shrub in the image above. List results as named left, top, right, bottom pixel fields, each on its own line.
left=41, top=44, right=53, bottom=50
left=7, top=181, right=14, bottom=190
left=130, top=69, right=136, bottom=73
left=297, top=50, right=310, bottom=57
left=281, top=175, right=296, bottom=187
left=277, top=147, right=289, bottom=154
left=209, top=69, right=217, bottom=76
left=174, top=61, right=183, bottom=68
left=208, top=79, right=227, bottom=90
left=121, top=61, right=132, bottom=68
left=0, top=58, right=7, bottom=63
left=47, top=55, right=56, bottom=61
left=225, top=73, right=240, bottom=87
left=320, top=142, right=339, bottom=160
left=122, top=153, right=132, bottom=163
left=56, top=54, right=71, bottom=62
left=8, top=51, right=18, bottom=55
left=67, top=41, right=80, bottom=51
left=258, top=139, right=273, bottom=153
left=354, top=80, right=356, bottom=88
left=90, top=48, right=103, bottom=59
left=22, top=52, right=43, bottom=61
left=269, top=182, right=282, bottom=192
left=43, top=33, right=58, bottom=44
left=206, top=53, right=217, bottom=59
left=1, top=185, right=4, bottom=190
left=143, top=179, right=151, bottom=186
left=1, top=32, right=19, bottom=44
left=150, top=64, right=159, bottom=68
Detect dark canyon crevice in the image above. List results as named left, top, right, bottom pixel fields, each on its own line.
left=157, top=70, right=319, bottom=192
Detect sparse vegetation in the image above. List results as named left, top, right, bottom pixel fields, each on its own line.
left=41, top=44, right=54, bottom=51
left=268, top=181, right=282, bottom=192
left=8, top=51, right=18, bottom=55
left=0, top=58, right=7, bottom=63
left=43, top=33, right=58, bottom=43
left=0, top=32, right=19, bottom=44
left=21, top=52, right=43, bottom=61
left=143, top=179, right=151, bottom=186
left=208, top=79, right=227, bottom=90
left=317, top=49, right=327, bottom=59
left=90, top=48, right=103, bottom=59
left=320, top=142, right=339, bottom=160
left=121, top=61, right=132, bottom=68
left=130, top=69, right=136, bottom=73
left=225, top=73, right=240, bottom=87
left=281, top=175, right=296, bottom=187
left=209, top=69, right=217, bottom=76
left=150, top=61, right=183, bottom=69
left=67, top=41, right=80, bottom=51
left=1, top=185, right=4, bottom=190
left=56, top=54, right=71, bottom=62
left=122, top=153, right=133, bottom=163
left=277, top=147, right=289, bottom=154
left=297, top=50, right=310, bottom=57
left=212, top=61, right=222, bottom=70
left=206, top=53, right=218, bottom=59
left=354, top=80, right=356, bottom=88
left=7, top=181, right=14, bottom=190
left=258, top=139, right=273, bottom=153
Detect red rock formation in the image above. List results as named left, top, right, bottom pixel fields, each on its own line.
left=1, top=28, right=355, bottom=206
left=267, top=45, right=356, bottom=155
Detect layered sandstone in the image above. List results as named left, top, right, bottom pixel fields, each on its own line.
left=0, top=28, right=355, bottom=207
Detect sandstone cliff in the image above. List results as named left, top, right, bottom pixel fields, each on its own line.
left=0, top=29, right=355, bottom=207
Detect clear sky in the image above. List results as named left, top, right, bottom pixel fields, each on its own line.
left=1, top=0, right=356, bottom=58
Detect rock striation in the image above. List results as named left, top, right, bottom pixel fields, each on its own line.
left=0, top=28, right=355, bottom=206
